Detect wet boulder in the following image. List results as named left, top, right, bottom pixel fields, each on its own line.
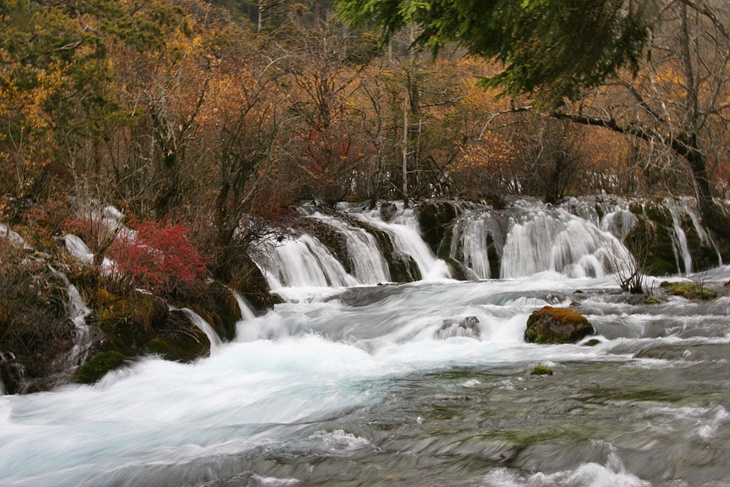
left=524, top=306, right=594, bottom=344
left=436, top=316, right=481, bottom=339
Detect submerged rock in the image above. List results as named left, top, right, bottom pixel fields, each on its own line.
left=530, top=365, right=554, bottom=375
left=524, top=306, right=594, bottom=344
left=436, top=316, right=481, bottom=339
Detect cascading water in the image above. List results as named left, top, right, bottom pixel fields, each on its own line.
left=1, top=197, right=729, bottom=487
left=180, top=308, right=223, bottom=350
left=48, top=266, right=93, bottom=368
left=231, top=290, right=257, bottom=322
left=499, top=205, right=629, bottom=279
left=261, top=234, right=358, bottom=289
left=352, top=203, right=451, bottom=280
left=310, top=213, right=390, bottom=284
left=448, top=208, right=502, bottom=279
left=667, top=204, right=693, bottom=274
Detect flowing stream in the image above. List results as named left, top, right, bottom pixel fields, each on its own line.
left=1, top=198, right=729, bottom=486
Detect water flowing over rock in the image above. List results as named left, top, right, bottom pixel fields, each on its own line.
left=253, top=197, right=725, bottom=290
left=524, top=306, right=595, bottom=344
left=436, top=316, right=481, bottom=339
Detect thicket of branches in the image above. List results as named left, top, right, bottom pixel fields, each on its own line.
left=1, top=0, right=728, bottom=261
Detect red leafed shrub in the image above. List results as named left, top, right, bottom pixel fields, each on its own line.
left=109, top=221, right=209, bottom=298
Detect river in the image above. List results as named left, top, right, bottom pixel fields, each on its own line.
left=1, top=198, right=729, bottom=486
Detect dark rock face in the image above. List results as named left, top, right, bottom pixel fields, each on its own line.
left=416, top=201, right=458, bottom=259
left=436, top=316, right=481, bottom=339
left=524, top=306, right=594, bottom=344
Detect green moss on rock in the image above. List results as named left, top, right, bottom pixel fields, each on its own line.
left=624, top=214, right=677, bottom=276
left=445, top=258, right=469, bottom=281
left=524, top=306, right=594, bottom=344
left=73, top=351, right=126, bottom=384
left=530, top=365, right=554, bottom=375
left=660, top=281, right=716, bottom=300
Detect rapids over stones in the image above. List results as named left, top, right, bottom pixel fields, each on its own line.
left=1, top=196, right=730, bottom=486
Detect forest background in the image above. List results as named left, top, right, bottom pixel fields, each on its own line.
left=2, top=0, right=729, bottom=260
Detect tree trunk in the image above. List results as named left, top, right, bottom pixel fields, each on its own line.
left=684, top=138, right=730, bottom=240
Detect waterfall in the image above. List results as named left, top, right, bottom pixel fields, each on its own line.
left=351, top=204, right=451, bottom=280
left=449, top=209, right=504, bottom=279
left=48, top=266, right=93, bottom=368
left=667, top=204, right=693, bottom=274
left=499, top=207, right=629, bottom=279
left=310, top=213, right=390, bottom=284
left=66, top=284, right=92, bottom=367
left=231, top=290, right=257, bottom=321
left=252, top=197, right=722, bottom=289
left=263, top=234, right=359, bottom=289
left=181, top=308, right=223, bottom=350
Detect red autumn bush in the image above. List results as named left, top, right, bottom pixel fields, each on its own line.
left=108, top=221, right=209, bottom=297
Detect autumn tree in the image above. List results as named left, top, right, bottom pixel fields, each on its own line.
left=337, top=0, right=729, bottom=238
left=550, top=0, right=730, bottom=238
left=270, top=17, right=378, bottom=204
left=0, top=0, right=127, bottom=198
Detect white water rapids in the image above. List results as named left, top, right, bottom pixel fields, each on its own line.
left=2, top=270, right=730, bottom=486
left=1, top=198, right=729, bottom=486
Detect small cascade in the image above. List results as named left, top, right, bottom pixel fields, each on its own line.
left=66, top=284, right=92, bottom=367
left=48, top=266, right=92, bottom=368
left=352, top=204, right=451, bottom=280
left=231, top=290, right=257, bottom=321
left=263, top=234, right=359, bottom=289
left=667, top=204, right=693, bottom=274
left=310, top=213, right=390, bottom=284
left=181, top=308, right=223, bottom=350
left=677, top=199, right=723, bottom=265
left=449, top=209, right=505, bottom=279
left=435, top=316, right=482, bottom=340
left=600, top=208, right=638, bottom=241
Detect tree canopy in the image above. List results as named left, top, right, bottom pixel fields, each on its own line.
left=335, top=0, right=652, bottom=107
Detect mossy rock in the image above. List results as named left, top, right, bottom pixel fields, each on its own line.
left=95, top=291, right=169, bottom=356
left=624, top=215, right=677, bottom=276
left=486, top=233, right=501, bottom=279
left=659, top=281, right=716, bottom=300
left=184, top=280, right=240, bottom=342
left=530, top=365, right=554, bottom=376
left=141, top=310, right=211, bottom=362
left=0, top=352, right=22, bottom=394
left=73, top=350, right=126, bottom=384
left=208, top=281, right=242, bottom=341
left=214, top=248, right=275, bottom=312
left=524, top=306, right=594, bottom=344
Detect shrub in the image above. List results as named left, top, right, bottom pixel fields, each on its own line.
left=108, top=221, right=210, bottom=298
